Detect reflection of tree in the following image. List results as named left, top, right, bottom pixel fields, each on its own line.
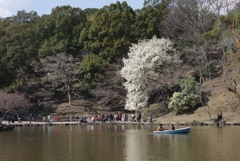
left=125, top=129, right=149, bottom=161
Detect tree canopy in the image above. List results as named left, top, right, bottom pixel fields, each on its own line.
left=32, top=53, right=81, bottom=105
left=80, top=1, right=169, bottom=85
left=168, top=76, right=200, bottom=114
left=36, top=5, right=87, bottom=57
left=0, top=1, right=239, bottom=115
left=121, top=36, right=179, bottom=110
left=0, top=91, right=31, bottom=123
left=80, top=2, right=136, bottom=60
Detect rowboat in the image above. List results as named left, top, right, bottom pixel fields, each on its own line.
left=153, top=127, right=191, bottom=134
left=0, top=124, right=14, bottom=131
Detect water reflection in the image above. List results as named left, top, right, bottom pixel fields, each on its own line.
left=124, top=128, right=149, bottom=161
left=1, top=125, right=240, bottom=161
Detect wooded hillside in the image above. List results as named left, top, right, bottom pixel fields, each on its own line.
left=0, top=0, right=240, bottom=120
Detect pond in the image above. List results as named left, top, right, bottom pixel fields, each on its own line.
left=0, top=124, right=240, bottom=161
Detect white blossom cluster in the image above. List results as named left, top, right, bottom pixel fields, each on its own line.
left=120, top=36, right=178, bottom=110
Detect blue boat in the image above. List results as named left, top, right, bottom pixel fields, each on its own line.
left=153, top=127, right=191, bottom=134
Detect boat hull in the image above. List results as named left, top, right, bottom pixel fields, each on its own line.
left=154, top=127, right=191, bottom=134
left=0, top=124, right=14, bottom=131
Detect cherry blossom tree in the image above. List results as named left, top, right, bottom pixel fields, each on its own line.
left=120, top=36, right=179, bottom=110
left=0, top=91, right=31, bottom=123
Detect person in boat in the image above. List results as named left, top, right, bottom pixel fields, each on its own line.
left=171, top=124, right=175, bottom=130
left=157, top=124, right=164, bottom=131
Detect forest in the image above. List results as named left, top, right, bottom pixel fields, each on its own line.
left=0, top=0, right=240, bottom=121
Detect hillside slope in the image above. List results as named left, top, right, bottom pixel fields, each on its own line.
left=156, top=52, right=240, bottom=122
left=157, top=77, right=240, bottom=122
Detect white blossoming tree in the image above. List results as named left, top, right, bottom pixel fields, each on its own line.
left=120, top=36, right=179, bottom=110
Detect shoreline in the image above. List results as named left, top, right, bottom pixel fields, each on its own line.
left=1, top=120, right=240, bottom=127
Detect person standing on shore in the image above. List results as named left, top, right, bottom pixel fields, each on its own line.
left=131, top=113, right=135, bottom=122
left=149, top=114, right=152, bottom=123
left=124, top=113, right=128, bottom=122
left=218, top=112, right=223, bottom=121
left=48, top=115, right=51, bottom=123
left=11, top=115, right=15, bottom=123
left=7, top=114, right=11, bottom=124
left=136, top=111, right=139, bottom=122
left=110, top=113, right=114, bottom=122
left=17, top=114, right=21, bottom=123
left=55, top=114, right=60, bottom=122
left=29, top=114, right=33, bottom=124
left=138, top=112, right=141, bottom=122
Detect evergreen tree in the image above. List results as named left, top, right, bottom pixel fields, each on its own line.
left=168, top=76, right=200, bottom=114
left=36, top=6, right=87, bottom=57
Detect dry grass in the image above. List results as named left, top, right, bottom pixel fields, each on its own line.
left=51, top=53, right=240, bottom=122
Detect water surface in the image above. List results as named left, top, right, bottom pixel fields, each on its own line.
left=0, top=124, right=239, bottom=161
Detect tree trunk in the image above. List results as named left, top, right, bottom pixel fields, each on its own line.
left=196, top=56, right=212, bottom=121
left=68, top=90, right=72, bottom=106
left=0, top=111, right=8, bottom=124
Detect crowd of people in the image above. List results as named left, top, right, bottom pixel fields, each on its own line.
left=88, top=113, right=129, bottom=123
left=84, top=111, right=148, bottom=123
left=4, top=111, right=155, bottom=124
left=6, top=113, right=22, bottom=124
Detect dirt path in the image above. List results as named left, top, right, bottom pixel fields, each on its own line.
left=154, top=112, right=240, bottom=123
